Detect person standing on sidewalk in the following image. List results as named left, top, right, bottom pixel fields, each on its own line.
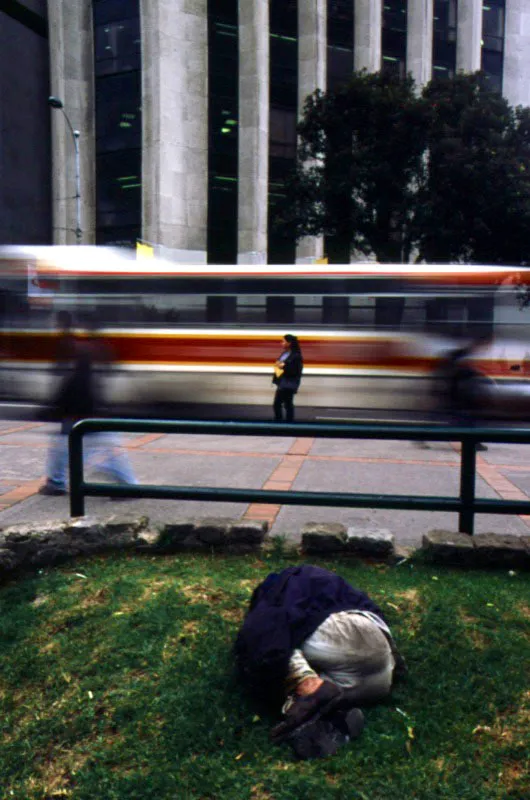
left=273, top=334, right=303, bottom=422
left=39, top=312, right=137, bottom=496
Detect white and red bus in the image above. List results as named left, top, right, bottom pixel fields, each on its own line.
left=0, top=245, right=529, bottom=418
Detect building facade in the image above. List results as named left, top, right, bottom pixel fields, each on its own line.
left=0, top=0, right=51, bottom=244
left=46, top=0, right=530, bottom=262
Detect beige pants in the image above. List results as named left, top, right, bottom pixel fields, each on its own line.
left=286, top=611, right=396, bottom=704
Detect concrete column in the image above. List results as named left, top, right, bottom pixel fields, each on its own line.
left=503, top=0, right=530, bottom=108
left=456, top=0, right=482, bottom=73
left=407, top=0, right=433, bottom=89
left=354, top=0, right=382, bottom=72
left=296, top=0, right=326, bottom=264
left=238, top=0, right=269, bottom=264
left=48, top=0, right=95, bottom=244
left=141, top=0, right=208, bottom=262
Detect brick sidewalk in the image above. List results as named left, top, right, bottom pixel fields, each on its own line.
left=0, top=421, right=529, bottom=546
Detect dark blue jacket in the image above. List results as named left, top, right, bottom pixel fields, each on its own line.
left=272, top=351, right=303, bottom=391
left=234, top=565, right=386, bottom=704
left=53, top=338, right=97, bottom=420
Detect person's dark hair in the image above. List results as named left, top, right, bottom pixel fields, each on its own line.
left=284, top=334, right=302, bottom=357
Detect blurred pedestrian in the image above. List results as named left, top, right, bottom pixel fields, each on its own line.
left=418, top=340, right=491, bottom=451
left=273, top=334, right=303, bottom=422
left=39, top=312, right=137, bottom=496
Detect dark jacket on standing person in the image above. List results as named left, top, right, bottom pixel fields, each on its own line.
left=273, top=350, right=303, bottom=392
left=234, top=565, right=386, bottom=704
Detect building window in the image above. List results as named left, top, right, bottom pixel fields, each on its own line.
left=481, top=0, right=505, bottom=93
left=94, top=17, right=140, bottom=76
left=270, top=0, right=297, bottom=38
left=270, top=33, right=298, bottom=108
left=270, top=108, right=297, bottom=161
left=95, top=72, right=141, bottom=153
left=268, top=0, right=298, bottom=264
left=382, top=0, right=407, bottom=79
left=96, top=150, right=141, bottom=232
left=207, top=1, right=239, bottom=264
left=432, top=0, right=457, bottom=79
left=93, top=0, right=141, bottom=247
left=327, top=0, right=354, bottom=91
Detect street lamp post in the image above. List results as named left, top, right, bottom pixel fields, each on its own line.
left=48, top=96, right=82, bottom=245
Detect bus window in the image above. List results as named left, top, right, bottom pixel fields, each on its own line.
left=401, top=296, right=426, bottom=330
left=374, top=297, right=405, bottom=329
left=295, top=296, right=322, bottom=325
left=424, top=294, right=494, bottom=339
left=206, top=296, right=237, bottom=323
left=237, top=295, right=266, bottom=324
left=266, top=296, right=295, bottom=324
left=467, top=295, right=494, bottom=339
left=349, top=297, right=375, bottom=328
left=424, top=297, right=463, bottom=337
left=322, top=296, right=349, bottom=325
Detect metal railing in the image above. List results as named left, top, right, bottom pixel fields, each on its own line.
left=68, top=419, right=530, bottom=534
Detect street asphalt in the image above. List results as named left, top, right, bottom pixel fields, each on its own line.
left=1, top=416, right=530, bottom=549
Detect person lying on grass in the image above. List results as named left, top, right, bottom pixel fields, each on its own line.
left=234, top=564, right=406, bottom=759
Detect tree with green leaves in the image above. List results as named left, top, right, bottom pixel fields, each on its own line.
left=415, top=74, right=530, bottom=265
left=275, top=71, right=530, bottom=265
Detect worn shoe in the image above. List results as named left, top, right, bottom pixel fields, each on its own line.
left=287, top=715, right=344, bottom=760
left=339, top=707, right=365, bottom=740
left=38, top=483, right=67, bottom=496
left=270, top=680, right=345, bottom=743
left=286, top=707, right=365, bottom=760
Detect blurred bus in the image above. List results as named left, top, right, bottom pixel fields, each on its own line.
left=0, top=245, right=529, bottom=419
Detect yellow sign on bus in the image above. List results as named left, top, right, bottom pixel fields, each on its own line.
left=136, top=242, right=154, bottom=260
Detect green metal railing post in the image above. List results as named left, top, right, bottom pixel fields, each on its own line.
left=459, top=437, right=477, bottom=534
left=68, top=418, right=530, bottom=527
left=69, top=424, right=85, bottom=517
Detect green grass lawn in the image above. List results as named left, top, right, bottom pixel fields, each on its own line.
left=0, top=550, right=528, bottom=800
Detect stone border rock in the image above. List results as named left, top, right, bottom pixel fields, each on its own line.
left=301, top=522, right=530, bottom=569
left=0, top=517, right=529, bottom=579
left=422, top=529, right=530, bottom=569
left=0, top=516, right=269, bottom=578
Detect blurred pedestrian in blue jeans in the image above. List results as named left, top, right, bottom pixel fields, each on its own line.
left=39, top=312, right=136, bottom=496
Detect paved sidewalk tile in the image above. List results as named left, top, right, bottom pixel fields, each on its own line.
left=141, top=434, right=295, bottom=455
left=263, top=481, right=292, bottom=491
left=289, top=438, right=314, bottom=455
left=310, top=438, right=460, bottom=462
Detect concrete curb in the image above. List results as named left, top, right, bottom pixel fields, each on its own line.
left=0, top=517, right=529, bottom=579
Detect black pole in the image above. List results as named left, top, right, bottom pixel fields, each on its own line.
left=459, top=437, right=477, bottom=534
left=68, top=424, right=85, bottom=517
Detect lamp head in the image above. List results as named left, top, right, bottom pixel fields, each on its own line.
left=48, top=96, right=64, bottom=109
